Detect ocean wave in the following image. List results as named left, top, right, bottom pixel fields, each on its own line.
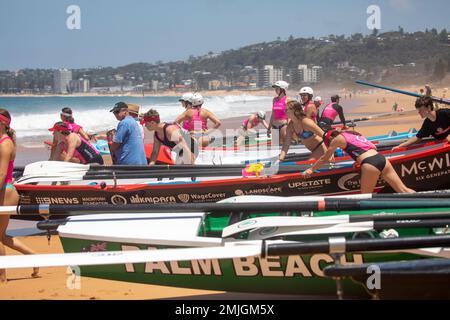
left=12, top=94, right=273, bottom=142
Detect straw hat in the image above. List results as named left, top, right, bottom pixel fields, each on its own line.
left=127, top=103, right=141, bottom=115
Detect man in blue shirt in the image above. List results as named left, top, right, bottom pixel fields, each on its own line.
left=108, top=102, right=147, bottom=165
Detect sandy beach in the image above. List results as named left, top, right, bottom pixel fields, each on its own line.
left=2, top=85, right=448, bottom=300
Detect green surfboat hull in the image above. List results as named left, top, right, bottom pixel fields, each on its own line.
left=58, top=207, right=448, bottom=298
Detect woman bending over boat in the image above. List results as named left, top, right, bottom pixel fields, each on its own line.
left=48, top=122, right=104, bottom=165
left=393, top=96, right=450, bottom=150
left=268, top=81, right=289, bottom=146
left=304, top=130, right=415, bottom=194
left=142, top=109, right=198, bottom=164
left=236, top=111, right=270, bottom=146
left=0, top=109, right=39, bottom=284
left=174, top=93, right=221, bottom=148
left=279, top=101, right=327, bottom=161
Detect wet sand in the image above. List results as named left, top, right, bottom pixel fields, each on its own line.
left=2, top=88, right=444, bottom=300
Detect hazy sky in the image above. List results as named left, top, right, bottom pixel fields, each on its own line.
left=0, top=0, right=449, bottom=70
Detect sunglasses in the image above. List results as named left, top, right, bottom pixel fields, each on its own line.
left=113, top=109, right=126, bottom=114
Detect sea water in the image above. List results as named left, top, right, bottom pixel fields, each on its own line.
left=0, top=94, right=273, bottom=147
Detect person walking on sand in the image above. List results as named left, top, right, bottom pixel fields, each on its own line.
left=175, top=93, right=221, bottom=148
left=108, top=102, right=147, bottom=165
left=278, top=100, right=327, bottom=161
left=268, top=81, right=289, bottom=146
left=236, top=111, right=270, bottom=146
left=393, top=96, right=450, bottom=150
left=0, top=109, right=39, bottom=284
left=303, top=129, right=415, bottom=194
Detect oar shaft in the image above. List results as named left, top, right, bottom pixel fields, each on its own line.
left=5, top=200, right=450, bottom=216
left=266, top=235, right=450, bottom=256
left=373, top=219, right=450, bottom=229
left=356, top=81, right=450, bottom=105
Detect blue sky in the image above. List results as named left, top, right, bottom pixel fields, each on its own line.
left=0, top=0, right=449, bottom=70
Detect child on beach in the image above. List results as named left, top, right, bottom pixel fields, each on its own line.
left=0, top=109, right=39, bottom=284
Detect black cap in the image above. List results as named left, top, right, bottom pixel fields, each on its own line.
left=110, top=102, right=128, bottom=112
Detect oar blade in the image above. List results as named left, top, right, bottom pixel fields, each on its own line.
left=0, top=243, right=262, bottom=269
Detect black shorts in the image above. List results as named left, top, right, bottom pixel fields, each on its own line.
left=272, top=123, right=287, bottom=130
left=318, top=120, right=333, bottom=131
left=361, top=153, right=386, bottom=172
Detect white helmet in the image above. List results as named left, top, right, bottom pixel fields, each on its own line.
left=188, top=93, right=204, bottom=107
left=272, top=81, right=289, bottom=90
left=299, top=87, right=314, bottom=95
left=257, top=111, right=266, bottom=120
left=179, top=92, right=194, bottom=102
left=314, top=96, right=323, bottom=103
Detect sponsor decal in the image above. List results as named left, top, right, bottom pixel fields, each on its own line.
left=337, top=174, right=360, bottom=191
left=82, top=242, right=107, bottom=253
left=81, top=197, right=108, bottom=205
left=258, top=227, right=278, bottom=237
left=238, top=220, right=257, bottom=229
left=111, top=195, right=128, bottom=205
left=130, top=195, right=176, bottom=204
left=178, top=194, right=190, bottom=203
left=35, top=196, right=80, bottom=205
left=121, top=245, right=364, bottom=278
left=189, top=193, right=227, bottom=201
left=401, top=154, right=450, bottom=181
left=236, top=187, right=282, bottom=196
left=288, top=179, right=332, bottom=190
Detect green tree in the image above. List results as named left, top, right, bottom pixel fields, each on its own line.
left=371, top=28, right=379, bottom=37
left=433, top=59, right=446, bottom=81
left=439, top=29, right=449, bottom=42
left=398, top=26, right=404, bottom=35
